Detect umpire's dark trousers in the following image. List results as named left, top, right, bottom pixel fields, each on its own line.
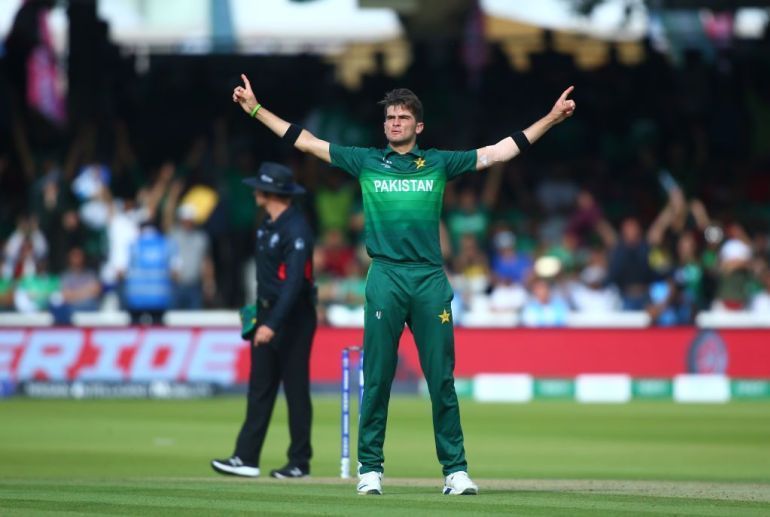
left=234, top=299, right=316, bottom=468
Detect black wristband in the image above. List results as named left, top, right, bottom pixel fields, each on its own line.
left=511, top=131, right=531, bottom=153
left=283, top=124, right=303, bottom=145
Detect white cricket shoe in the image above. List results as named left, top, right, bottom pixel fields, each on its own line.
left=211, top=456, right=260, bottom=478
left=357, top=471, right=383, bottom=495
left=442, top=471, right=478, bottom=495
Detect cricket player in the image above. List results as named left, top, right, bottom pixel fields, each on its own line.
left=232, top=76, right=575, bottom=495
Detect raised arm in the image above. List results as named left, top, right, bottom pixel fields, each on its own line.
left=475, top=86, right=576, bottom=170
left=233, top=74, right=331, bottom=163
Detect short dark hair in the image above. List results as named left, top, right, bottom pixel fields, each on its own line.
left=379, top=88, right=423, bottom=122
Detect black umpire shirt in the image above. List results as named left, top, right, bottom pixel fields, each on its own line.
left=256, top=204, right=315, bottom=332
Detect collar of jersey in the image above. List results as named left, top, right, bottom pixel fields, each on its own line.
left=265, top=204, right=296, bottom=227
left=383, top=143, right=424, bottom=159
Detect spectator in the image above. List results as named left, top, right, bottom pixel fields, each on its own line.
left=490, top=230, right=533, bottom=286
left=566, top=189, right=616, bottom=248
left=671, top=231, right=705, bottom=321
left=32, top=162, right=81, bottom=273
left=73, top=162, right=112, bottom=230
left=534, top=164, right=579, bottom=245
left=315, top=169, right=357, bottom=236
left=521, top=278, right=569, bottom=327
left=607, top=217, right=655, bottom=310
left=101, top=195, right=143, bottom=295
left=2, top=215, right=48, bottom=280
left=452, top=233, right=490, bottom=295
left=215, top=134, right=258, bottom=308
left=450, top=232, right=497, bottom=316
left=49, top=246, right=102, bottom=323
left=444, top=164, right=503, bottom=251
left=647, top=277, right=681, bottom=326
left=543, top=232, right=580, bottom=274
left=535, top=166, right=579, bottom=216
left=568, top=251, right=621, bottom=313
left=318, top=228, right=355, bottom=278
left=446, top=187, right=490, bottom=252
left=123, top=224, right=174, bottom=324
left=334, top=257, right=367, bottom=307
left=699, top=223, right=724, bottom=308
left=14, top=262, right=59, bottom=313
left=168, top=204, right=215, bottom=309
left=647, top=171, right=709, bottom=273
left=59, top=246, right=101, bottom=310
left=714, top=229, right=754, bottom=310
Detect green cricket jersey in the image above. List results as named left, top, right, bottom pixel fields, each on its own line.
left=330, top=143, right=477, bottom=266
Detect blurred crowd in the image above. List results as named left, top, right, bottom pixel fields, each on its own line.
left=2, top=25, right=770, bottom=326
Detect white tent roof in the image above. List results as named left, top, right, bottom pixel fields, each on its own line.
left=482, top=0, right=649, bottom=41
left=1, top=0, right=401, bottom=54
left=482, top=0, right=768, bottom=41
left=1, top=0, right=765, bottom=56
left=99, top=0, right=402, bottom=52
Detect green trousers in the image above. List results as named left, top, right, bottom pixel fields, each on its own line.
left=357, top=260, right=467, bottom=476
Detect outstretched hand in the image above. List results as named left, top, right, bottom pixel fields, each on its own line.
left=549, top=85, right=576, bottom=123
left=233, top=73, right=258, bottom=114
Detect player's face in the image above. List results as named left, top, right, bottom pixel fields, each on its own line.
left=384, top=105, right=423, bottom=147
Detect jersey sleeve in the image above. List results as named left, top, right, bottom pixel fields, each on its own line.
left=435, top=150, right=478, bottom=180
left=330, top=144, right=368, bottom=178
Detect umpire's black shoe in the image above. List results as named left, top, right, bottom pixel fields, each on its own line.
left=211, top=456, right=260, bottom=478
left=270, top=464, right=310, bottom=479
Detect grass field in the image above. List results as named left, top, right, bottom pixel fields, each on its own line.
left=1, top=396, right=769, bottom=515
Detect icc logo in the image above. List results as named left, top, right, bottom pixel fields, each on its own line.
left=687, top=330, right=728, bottom=374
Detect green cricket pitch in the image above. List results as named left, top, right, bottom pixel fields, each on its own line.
left=1, top=396, right=769, bottom=515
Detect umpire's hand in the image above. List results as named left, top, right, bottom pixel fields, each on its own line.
left=254, top=325, right=275, bottom=346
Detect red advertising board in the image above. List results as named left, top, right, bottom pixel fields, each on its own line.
left=1, top=327, right=768, bottom=384
left=314, top=328, right=770, bottom=380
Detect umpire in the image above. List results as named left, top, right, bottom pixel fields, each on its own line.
left=212, top=162, right=317, bottom=479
